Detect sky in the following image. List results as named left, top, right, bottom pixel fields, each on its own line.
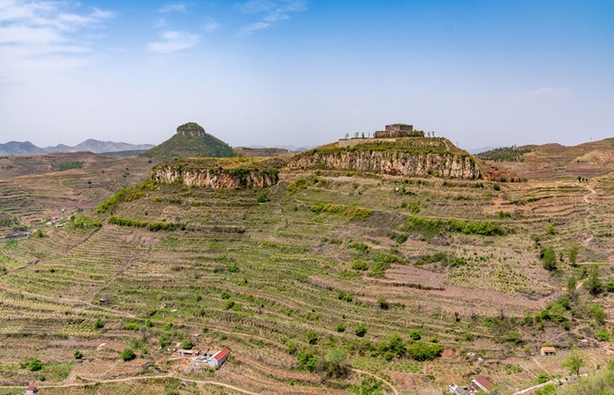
left=0, top=0, right=613, bottom=151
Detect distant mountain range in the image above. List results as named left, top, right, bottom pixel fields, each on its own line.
left=0, top=139, right=155, bottom=157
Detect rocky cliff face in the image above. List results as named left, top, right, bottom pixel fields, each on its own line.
left=150, top=163, right=278, bottom=189
left=287, top=150, right=481, bottom=179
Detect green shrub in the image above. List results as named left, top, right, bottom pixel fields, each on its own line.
left=74, top=350, right=83, bottom=360
left=595, top=331, right=610, bottom=342
left=536, top=372, right=550, bottom=384
left=120, top=348, right=136, bottom=362
left=337, top=291, right=354, bottom=302
left=347, top=242, right=369, bottom=253
left=221, top=291, right=231, bottom=299
left=310, top=203, right=373, bottom=221
left=287, top=178, right=310, bottom=194
left=377, top=333, right=406, bottom=358
left=335, top=323, right=346, bottom=332
left=409, top=329, right=421, bottom=341
left=123, top=323, right=140, bottom=331
left=297, top=351, right=317, bottom=372
left=58, top=161, right=84, bottom=171
left=355, top=325, right=367, bottom=337
left=287, top=341, right=297, bottom=354
left=306, top=330, right=318, bottom=345
left=182, top=340, right=194, bottom=349
left=257, top=192, right=270, bottom=203
left=351, top=260, right=369, bottom=271
left=223, top=300, right=235, bottom=310
left=66, top=215, right=102, bottom=229
left=94, top=318, right=104, bottom=329
left=95, top=188, right=145, bottom=214
left=406, top=341, right=442, bottom=361
left=21, top=359, right=43, bottom=371
left=108, top=216, right=148, bottom=228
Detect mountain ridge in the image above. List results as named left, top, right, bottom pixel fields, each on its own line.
left=0, top=139, right=155, bottom=156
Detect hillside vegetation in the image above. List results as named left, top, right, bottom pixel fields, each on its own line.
left=143, top=133, right=234, bottom=161
left=0, top=153, right=613, bottom=394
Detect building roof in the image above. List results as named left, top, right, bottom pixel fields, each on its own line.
left=473, top=375, right=493, bottom=390
left=213, top=348, right=230, bottom=361
left=26, top=386, right=37, bottom=390
left=541, top=346, right=556, bottom=352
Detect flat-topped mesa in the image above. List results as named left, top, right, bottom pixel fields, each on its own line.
left=176, top=122, right=206, bottom=137
left=374, top=124, right=424, bottom=138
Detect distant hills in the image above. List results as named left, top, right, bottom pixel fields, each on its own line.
left=142, top=122, right=234, bottom=160
left=0, top=139, right=155, bottom=157
left=477, top=138, right=614, bottom=179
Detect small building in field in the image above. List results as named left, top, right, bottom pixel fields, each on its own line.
left=207, top=348, right=230, bottom=368
left=471, top=375, right=493, bottom=393
left=25, top=386, right=38, bottom=394
left=178, top=349, right=199, bottom=357
left=448, top=383, right=468, bottom=394
left=541, top=346, right=556, bottom=356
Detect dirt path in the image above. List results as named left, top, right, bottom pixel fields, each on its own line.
left=0, top=374, right=262, bottom=395
left=512, top=374, right=588, bottom=395
left=352, top=368, right=399, bottom=395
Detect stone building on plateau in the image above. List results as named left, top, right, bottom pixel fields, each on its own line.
left=374, top=124, right=424, bottom=138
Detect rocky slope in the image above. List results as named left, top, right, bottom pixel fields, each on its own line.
left=287, top=138, right=481, bottom=179
left=150, top=162, right=279, bottom=189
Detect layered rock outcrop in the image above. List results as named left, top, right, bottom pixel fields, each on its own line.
left=288, top=150, right=480, bottom=179
left=151, top=163, right=278, bottom=189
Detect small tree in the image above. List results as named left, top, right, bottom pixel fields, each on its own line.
left=568, top=276, right=578, bottom=302
left=94, top=318, right=104, bottom=329
left=181, top=340, right=194, bottom=349
left=121, top=348, right=136, bottom=362
left=541, top=246, right=557, bottom=271
left=377, top=296, right=388, bottom=309
left=569, top=245, right=579, bottom=266
left=586, top=265, right=602, bottom=296
left=74, top=350, right=83, bottom=360
left=562, top=353, right=585, bottom=376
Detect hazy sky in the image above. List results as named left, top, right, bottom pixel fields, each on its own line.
left=1, top=0, right=613, bottom=150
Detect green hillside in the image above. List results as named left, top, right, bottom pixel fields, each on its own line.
left=143, top=128, right=234, bottom=160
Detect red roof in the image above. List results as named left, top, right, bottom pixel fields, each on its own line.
left=473, top=375, right=493, bottom=389
left=214, top=348, right=230, bottom=361
left=26, top=386, right=37, bottom=390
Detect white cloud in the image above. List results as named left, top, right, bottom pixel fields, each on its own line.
left=147, top=30, right=199, bottom=54
left=238, top=0, right=305, bottom=34
left=155, top=18, right=167, bottom=28
left=204, top=17, right=219, bottom=32
left=158, top=3, right=189, bottom=13
left=0, top=0, right=114, bottom=81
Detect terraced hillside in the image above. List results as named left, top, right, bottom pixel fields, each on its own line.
left=478, top=139, right=614, bottom=180
left=0, top=157, right=613, bottom=394
left=0, top=153, right=153, bottom=238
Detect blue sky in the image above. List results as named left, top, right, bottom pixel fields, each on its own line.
left=0, top=0, right=612, bottom=150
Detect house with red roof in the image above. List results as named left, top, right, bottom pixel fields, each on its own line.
left=471, top=375, right=493, bottom=393
left=207, top=348, right=230, bottom=368
left=25, top=386, right=38, bottom=394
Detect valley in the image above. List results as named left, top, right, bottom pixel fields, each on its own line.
left=0, top=135, right=613, bottom=394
